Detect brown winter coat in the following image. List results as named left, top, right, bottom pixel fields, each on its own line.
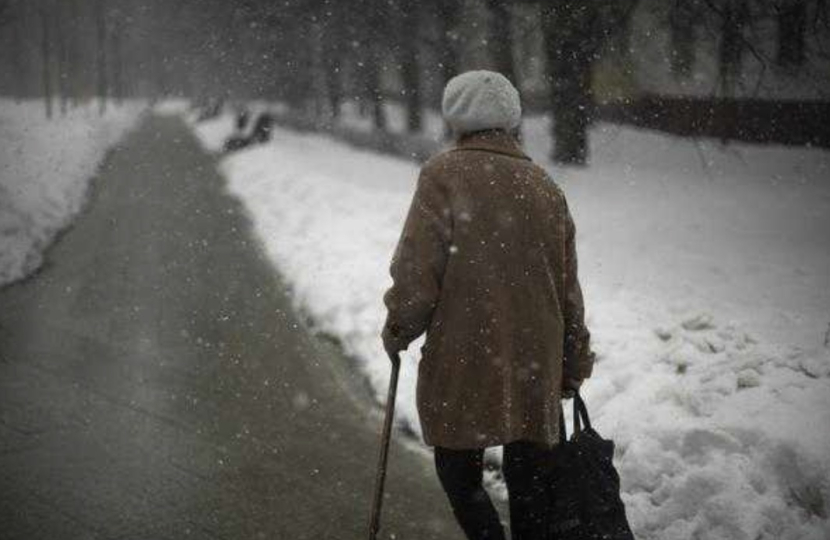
left=382, top=129, right=594, bottom=450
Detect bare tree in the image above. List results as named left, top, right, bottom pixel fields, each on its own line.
left=718, top=0, right=751, bottom=95
left=429, top=0, right=462, bottom=87
left=0, top=0, right=33, bottom=98
left=110, top=7, right=124, bottom=104
left=65, top=0, right=80, bottom=105
left=541, top=2, right=596, bottom=165
left=541, top=0, right=636, bottom=165
left=670, top=0, right=699, bottom=77
left=39, top=0, right=53, bottom=118
left=486, top=0, right=518, bottom=84
left=318, top=1, right=347, bottom=120
left=397, top=0, right=423, bottom=132
left=95, top=0, right=107, bottom=114
left=777, top=0, right=808, bottom=66
left=684, top=0, right=830, bottom=95
left=365, top=0, right=389, bottom=131
left=55, top=0, right=69, bottom=114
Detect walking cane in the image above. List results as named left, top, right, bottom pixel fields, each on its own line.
left=367, top=352, right=401, bottom=540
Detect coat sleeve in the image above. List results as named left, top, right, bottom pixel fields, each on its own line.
left=559, top=197, right=595, bottom=390
left=382, top=166, right=452, bottom=352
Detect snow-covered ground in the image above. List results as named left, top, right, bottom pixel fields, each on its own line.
left=190, top=110, right=830, bottom=540
left=0, top=99, right=144, bottom=286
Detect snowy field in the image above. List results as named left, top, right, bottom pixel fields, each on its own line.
left=0, top=99, right=144, bottom=286
left=189, top=109, right=830, bottom=540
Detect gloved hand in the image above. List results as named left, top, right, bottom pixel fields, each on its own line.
left=382, top=324, right=406, bottom=362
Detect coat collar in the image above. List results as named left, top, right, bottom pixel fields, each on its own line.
left=451, top=129, right=531, bottom=161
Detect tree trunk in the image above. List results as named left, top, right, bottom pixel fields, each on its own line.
left=367, top=45, right=387, bottom=131
left=717, top=0, right=748, bottom=96
left=542, top=2, right=596, bottom=165
left=669, top=1, right=695, bottom=78
left=320, top=7, right=344, bottom=121
left=324, top=51, right=342, bottom=120
left=361, top=0, right=387, bottom=132
left=399, top=1, right=422, bottom=132
left=11, top=4, right=29, bottom=98
left=436, top=0, right=461, bottom=86
left=111, top=15, right=123, bottom=104
left=55, top=0, right=68, bottom=115
left=282, top=26, right=314, bottom=116
left=401, top=49, right=422, bottom=133
left=40, top=4, right=52, bottom=119
left=486, top=0, right=517, bottom=83
left=309, top=21, right=328, bottom=125
left=66, top=0, right=80, bottom=106
left=778, top=0, right=806, bottom=67
left=95, top=0, right=107, bottom=115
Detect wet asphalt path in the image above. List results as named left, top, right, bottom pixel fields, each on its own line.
left=0, top=115, right=466, bottom=539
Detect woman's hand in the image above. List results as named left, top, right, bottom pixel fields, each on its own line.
left=382, top=324, right=407, bottom=360
left=561, top=377, right=582, bottom=399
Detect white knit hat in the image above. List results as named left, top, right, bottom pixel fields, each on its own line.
left=442, top=70, right=522, bottom=135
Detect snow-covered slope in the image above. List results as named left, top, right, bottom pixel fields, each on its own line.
left=0, top=99, right=144, bottom=286
left=191, top=112, right=830, bottom=540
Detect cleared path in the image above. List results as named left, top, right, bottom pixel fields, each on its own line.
left=0, top=116, right=468, bottom=539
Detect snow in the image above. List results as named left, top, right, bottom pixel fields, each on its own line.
left=0, top=99, right=144, bottom=286
left=153, top=98, right=190, bottom=117
left=190, top=112, right=237, bottom=153
left=189, top=110, right=830, bottom=539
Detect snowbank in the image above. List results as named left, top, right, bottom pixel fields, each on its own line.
left=153, top=98, right=190, bottom=117
left=0, top=99, right=144, bottom=286
left=190, top=113, right=830, bottom=539
left=190, top=112, right=237, bottom=153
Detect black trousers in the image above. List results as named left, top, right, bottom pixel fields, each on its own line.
left=434, top=440, right=554, bottom=540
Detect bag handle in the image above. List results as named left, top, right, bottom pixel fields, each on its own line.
left=573, top=392, right=592, bottom=433
left=558, top=391, right=592, bottom=441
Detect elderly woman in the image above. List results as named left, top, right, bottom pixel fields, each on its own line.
left=382, top=70, right=595, bottom=540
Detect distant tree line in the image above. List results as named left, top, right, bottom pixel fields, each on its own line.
left=0, top=0, right=827, bottom=164
left=0, top=0, right=124, bottom=117
left=667, top=0, right=829, bottom=95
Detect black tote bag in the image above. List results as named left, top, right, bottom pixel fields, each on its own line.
left=542, top=392, right=635, bottom=540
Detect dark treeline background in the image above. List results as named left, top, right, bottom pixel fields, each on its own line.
left=1, top=0, right=828, bottom=164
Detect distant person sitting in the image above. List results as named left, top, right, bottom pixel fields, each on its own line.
left=223, top=111, right=274, bottom=153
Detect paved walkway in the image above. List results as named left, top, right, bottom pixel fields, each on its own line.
left=0, top=116, right=467, bottom=539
